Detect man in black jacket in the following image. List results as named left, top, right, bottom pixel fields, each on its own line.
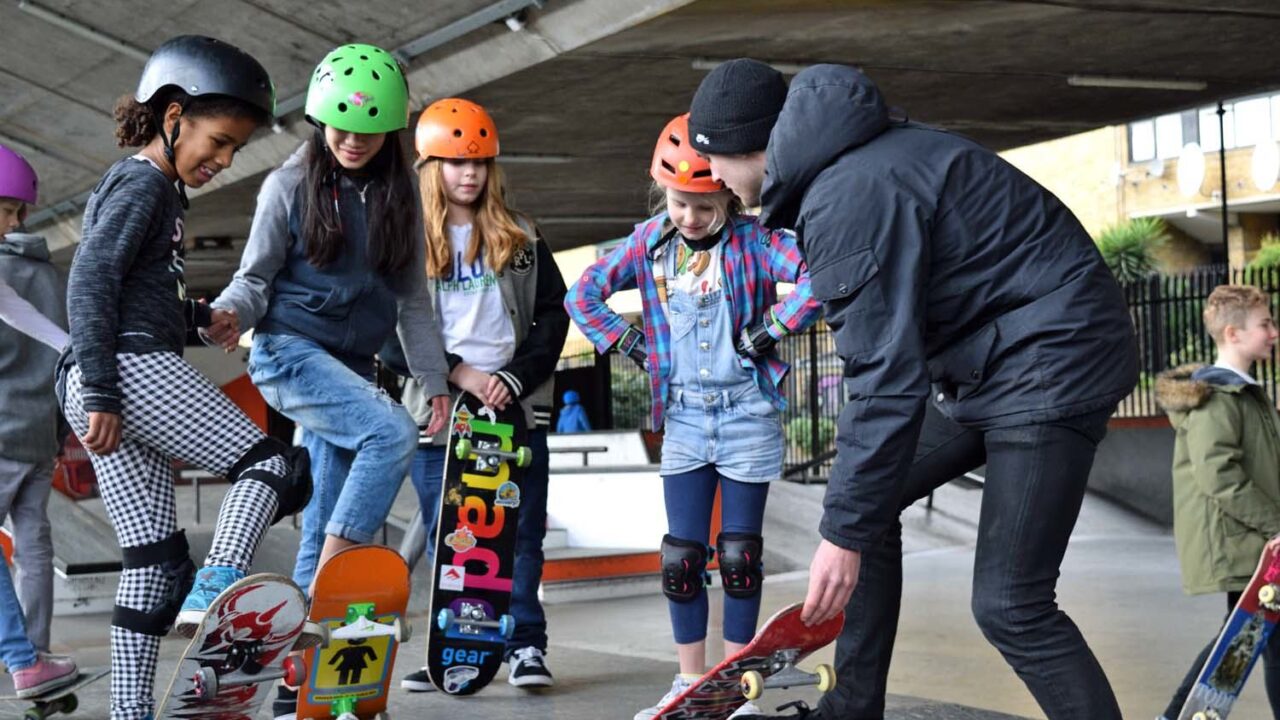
left=688, top=60, right=1137, bottom=719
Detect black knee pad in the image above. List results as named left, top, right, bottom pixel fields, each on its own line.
left=230, top=438, right=312, bottom=524
left=661, top=534, right=709, bottom=603
left=716, top=532, right=764, bottom=600
left=113, top=530, right=196, bottom=636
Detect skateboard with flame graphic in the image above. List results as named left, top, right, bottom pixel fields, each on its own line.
left=157, top=573, right=307, bottom=719
left=425, top=392, right=532, bottom=695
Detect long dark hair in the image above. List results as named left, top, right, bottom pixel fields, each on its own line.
left=300, top=128, right=416, bottom=275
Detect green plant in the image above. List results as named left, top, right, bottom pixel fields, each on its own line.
left=1248, top=234, right=1280, bottom=271
left=1095, top=217, right=1170, bottom=284
left=785, top=416, right=837, bottom=453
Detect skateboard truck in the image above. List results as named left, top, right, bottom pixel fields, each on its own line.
left=739, top=649, right=836, bottom=701
left=193, top=656, right=307, bottom=700
left=455, top=438, right=532, bottom=470
left=438, top=602, right=516, bottom=639
left=330, top=602, right=411, bottom=643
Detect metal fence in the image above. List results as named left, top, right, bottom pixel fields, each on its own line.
left=1117, top=265, right=1280, bottom=417
left=558, top=326, right=843, bottom=482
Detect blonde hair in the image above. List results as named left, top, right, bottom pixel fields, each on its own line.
left=1204, top=284, right=1270, bottom=342
left=647, top=182, right=742, bottom=236
left=419, top=158, right=528, bottom=278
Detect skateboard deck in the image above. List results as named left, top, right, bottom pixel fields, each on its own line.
left=654, top=603, right=843, bottom=720
left=156, top=573, right=307, bottom=719
left=1179, top=543, right=1280, bottom=720
left=296, top=545, right=411, bottom=720
left=0, top=667, right=108, bottom=720
left=425, top=392, right=531, bottom=695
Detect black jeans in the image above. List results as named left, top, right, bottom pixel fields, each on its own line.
left=818, top=402, right=1122, bottom=720
left=1163, top=591, right=1280, bottom=719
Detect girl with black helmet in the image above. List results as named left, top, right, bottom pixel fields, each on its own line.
left=57, top=35, right=313, bottom=720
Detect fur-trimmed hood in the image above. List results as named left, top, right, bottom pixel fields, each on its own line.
left=1156, top=363, right=1249, bottom=418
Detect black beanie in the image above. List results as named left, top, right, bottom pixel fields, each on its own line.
left=688, top=59, right=788, bottom=155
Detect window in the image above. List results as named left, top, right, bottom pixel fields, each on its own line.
left=1128, top=91, right=1280, bottom=162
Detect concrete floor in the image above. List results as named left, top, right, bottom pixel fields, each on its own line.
left=10, top=483, right=1272, bottom=719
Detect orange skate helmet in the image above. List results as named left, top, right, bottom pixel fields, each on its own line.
left=415, top=98, right=499, bottom=160
left=650, top=113, right=723, bottom=193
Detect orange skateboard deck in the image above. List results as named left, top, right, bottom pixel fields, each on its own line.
left=295, top=546, right=411, bottom=720
left=654, top=602, right=843, bottom=719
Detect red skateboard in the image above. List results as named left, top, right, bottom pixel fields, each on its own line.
left=654, top=602, right=842, bottom=719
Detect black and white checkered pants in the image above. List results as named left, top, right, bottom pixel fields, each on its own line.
left=61, top=352, right=283, bottom=720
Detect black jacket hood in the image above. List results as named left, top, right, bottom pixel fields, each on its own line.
left=759, top=64, right=891, bottom=230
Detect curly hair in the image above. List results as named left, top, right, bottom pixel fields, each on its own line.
left=112, top=89, right=270, bottom=148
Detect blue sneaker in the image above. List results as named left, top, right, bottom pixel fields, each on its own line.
left=175, top=565, right=245, bottom=637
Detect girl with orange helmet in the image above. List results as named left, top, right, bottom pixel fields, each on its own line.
left=387, top=97, right=569, bottom=692
left=565, top=113, right=821, bottom=719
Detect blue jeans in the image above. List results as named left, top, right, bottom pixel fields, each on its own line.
left=0, top=554, right=36, bottom=670
left=247, top=333, right=418, bottom=590
left=409, top=429, right=551, bottom=657
left=663, top=465, right=769, bottom=645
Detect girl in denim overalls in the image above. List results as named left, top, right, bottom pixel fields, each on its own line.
left=565, top=113, right=821, bottom=719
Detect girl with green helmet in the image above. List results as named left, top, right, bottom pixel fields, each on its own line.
left=205, top=43, right=451, bottom=714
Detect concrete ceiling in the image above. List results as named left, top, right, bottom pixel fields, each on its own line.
left=5, top=0, right=1280, bottom=294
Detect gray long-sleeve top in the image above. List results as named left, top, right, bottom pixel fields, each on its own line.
left=212, top=144, right=448, bottom=397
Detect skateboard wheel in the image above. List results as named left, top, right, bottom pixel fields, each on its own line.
left=193, top=667, right=219, bottom=700
left=61, top=694, right=78, bottom=714
left=22, top=709, right=43, bottom=720
left=455, top=439, right=472, bottom=461
left=437, top=608, right=456, bottom=631
left=499, top=614, right=516, bottom=639
left=1261, top=584, right=1280, bottom=609
left=816, top=664, right=835, bottom=692
left=515, top=446, right=532, bottom=468
left=283, top=656, right=305, bottom=687
left=741, top=670, right=764, bottom=701
left=393, top=617, right=411, bottom=643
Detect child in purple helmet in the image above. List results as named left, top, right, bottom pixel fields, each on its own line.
left=0, top=142, right=78, bottom=698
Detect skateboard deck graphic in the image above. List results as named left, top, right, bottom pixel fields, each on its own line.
left=156, top=574, right=306, bottom=719
left=296, top=545, right=411, bottom=720
left=1180, top=544, right=1280, bottom=720
left=425, top=392, right=531, bottom=695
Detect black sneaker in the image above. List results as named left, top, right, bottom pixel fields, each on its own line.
left=401, top=666, right=437, bottom=692
left=736, top=701, right=820, bottom=719
left=506, top=646, right=554, bottom=688
left=272, top=685, right=297, bottom=720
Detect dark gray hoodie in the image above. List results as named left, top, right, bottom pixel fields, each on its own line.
left=759, top=65, right=1138, bottom=551
left=0, top=233, right=67, bottom=462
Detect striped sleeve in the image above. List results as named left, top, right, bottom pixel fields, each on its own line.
left=761, top=229, right=822, bottom=337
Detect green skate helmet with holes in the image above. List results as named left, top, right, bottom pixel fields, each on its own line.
left=305, top=44, right=408, bottom=134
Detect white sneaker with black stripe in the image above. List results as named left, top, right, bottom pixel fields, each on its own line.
left=506, top=646, right=554, bottom=688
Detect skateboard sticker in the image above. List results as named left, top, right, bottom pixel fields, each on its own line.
left=453, top=407, right=474, bottom=438
left=445, top=527, right=478, bottom=554
left=443, top=665, right=480, bottom=693
left=309, top=616, right=394, bottom=700
left=444, top=485, right=464, bottom=506
left=439, top=564, right=466, bottom=592
left=495, top=481, right=521, bottom=508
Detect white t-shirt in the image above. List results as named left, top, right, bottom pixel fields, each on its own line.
left=438, top=224, right=514, bottom=373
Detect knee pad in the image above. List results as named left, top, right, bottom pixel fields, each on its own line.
left=661, top=534, right=709, bottom=604
left=230, top=438, right=313, bottom=524
left=113, top=530, right=196, bottom=636
left=716, top=532, right=764, bottom=600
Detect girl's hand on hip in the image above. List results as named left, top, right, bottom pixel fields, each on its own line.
left=83, top=411, right=123, bottom=455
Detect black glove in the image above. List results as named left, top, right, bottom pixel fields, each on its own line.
left=735, top=322, right=778, bottom=359
left=616, top=324, right=649, bottom=371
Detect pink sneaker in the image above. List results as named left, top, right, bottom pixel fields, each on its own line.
left=13, top=653, right=77, bottom=698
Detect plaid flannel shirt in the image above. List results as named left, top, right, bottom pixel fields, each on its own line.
left=565, top=213, right=822, bottom=428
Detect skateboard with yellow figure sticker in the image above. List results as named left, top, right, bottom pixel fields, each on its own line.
left=295, top=546, right=411, bottom=719
left=425, top=391, right=532, bottom=695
